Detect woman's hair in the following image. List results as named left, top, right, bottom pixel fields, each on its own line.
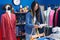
left=31, top=1, right=40, bottom=22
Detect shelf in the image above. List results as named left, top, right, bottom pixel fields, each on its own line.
left=16, top=33, right=25, bottom=37
left=16, top=23, right=25, bottom=25
left=15, top=12, right=27, bottom=14
left=15, top=12, right=26, bottom=39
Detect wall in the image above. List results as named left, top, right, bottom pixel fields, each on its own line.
left=0, top=0, right=34, bottom=18
left=1, top=0, right=60, bottom=17
left=38, top=0, right=60, bottom=9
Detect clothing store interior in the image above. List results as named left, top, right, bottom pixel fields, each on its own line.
left=1, top=0, right=60, bottom=40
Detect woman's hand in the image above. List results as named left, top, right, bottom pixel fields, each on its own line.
left=34, top=25, right=38, bottom=29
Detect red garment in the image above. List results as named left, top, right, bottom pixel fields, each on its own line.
left=1, top=12, right=16, bottom=40
left=55, top=7, right=60, bottom=26
left=0, top=24, right=2, bottom=40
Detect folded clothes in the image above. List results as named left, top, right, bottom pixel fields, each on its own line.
left=52, top=27, right=60, bottom=33
left=48, top=33, right=60, bottom=40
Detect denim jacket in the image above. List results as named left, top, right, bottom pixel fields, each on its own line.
left=25, top=12, right=43, bottom=34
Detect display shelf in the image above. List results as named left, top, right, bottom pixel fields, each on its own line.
left=16, top=33, right=25, bottom=37
left=15, top=12, right=27, bottom=14
left=16, top=22, right=26, bottom=26
left=15, top=12, right=26, bottom=25
left=15, top=12, right=27, bottom=40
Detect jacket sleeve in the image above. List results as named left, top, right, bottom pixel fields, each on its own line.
left=26, top=12, right=34, bottom=28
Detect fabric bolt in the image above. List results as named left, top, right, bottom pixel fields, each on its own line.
left=1, top=12, right=16, bottom=40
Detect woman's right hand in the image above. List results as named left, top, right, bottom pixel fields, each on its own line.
left=34, top=25, right=38, bottom=29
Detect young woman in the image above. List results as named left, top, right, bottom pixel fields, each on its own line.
left=25, top=1, right=44, bottom=40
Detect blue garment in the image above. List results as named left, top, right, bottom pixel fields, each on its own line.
left=37, top=37, right=55, bottom=40
left=25, top=12, right=43, bottom=34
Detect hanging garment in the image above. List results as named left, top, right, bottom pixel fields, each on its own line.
left=55, top=7, right=60, bottom=26
left=49, top=10, right=55, bottom=27
left=53, top=8, right=57, bottom=27
left=46, top=7, right=51, bottom=27
left=57, top=10, right=60, bottom=27
left=1, top=12, right=16, bottom=40
left=44, top=10, right=47, bottom=23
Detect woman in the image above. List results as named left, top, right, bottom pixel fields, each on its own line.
left=25, top=1, right=44, bottom=40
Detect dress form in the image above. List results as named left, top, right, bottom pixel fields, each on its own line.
left=1, top=4, right=16, bottom=40
left=6, top=5, right=11, bottom=19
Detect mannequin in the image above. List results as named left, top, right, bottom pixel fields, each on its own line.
left=6, top=5, right=11, bottom=19
left=1, top=4, right=16, bottom=40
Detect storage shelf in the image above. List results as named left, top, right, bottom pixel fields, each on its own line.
left=16, top=32, right=25, bottom=37
left=15, top=12, right=27, bottom=14
left=15, top=12, right=26, bottom=40
left=16, top=23, right=26, bottom=26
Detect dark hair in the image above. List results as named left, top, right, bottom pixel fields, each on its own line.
left=31, top=1, right=40, bottom=22
left=3, top=4, right=12, bottom=10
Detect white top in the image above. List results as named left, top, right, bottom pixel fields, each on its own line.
left=6, top=10, right=11, bottom=19
left=33, top=15, right=36, bottom=24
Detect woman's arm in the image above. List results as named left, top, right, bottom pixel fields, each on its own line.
left=26, top=12, right=34, bottom=28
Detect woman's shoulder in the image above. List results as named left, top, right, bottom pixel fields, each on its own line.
left=27, top=10, right=32, bottom=15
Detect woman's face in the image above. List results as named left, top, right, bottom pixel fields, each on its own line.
left=34, top=3, right=39, bottom=11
